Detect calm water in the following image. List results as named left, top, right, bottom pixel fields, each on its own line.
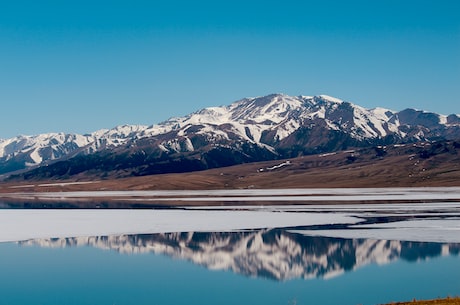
left=1, top=228, right=459, bottom=305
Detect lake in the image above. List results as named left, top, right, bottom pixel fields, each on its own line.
left=1, top=229, right=459, bottom=305
left=0, top=188, right=460, bottom=304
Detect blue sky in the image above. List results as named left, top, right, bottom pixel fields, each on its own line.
left=1, top=0, right=459, bottom=138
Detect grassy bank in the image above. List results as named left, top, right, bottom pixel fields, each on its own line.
left=382, top=297, right=460, bottom=305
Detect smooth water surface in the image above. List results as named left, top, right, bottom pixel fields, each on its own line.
left=1, top=229, right=459, bottom=305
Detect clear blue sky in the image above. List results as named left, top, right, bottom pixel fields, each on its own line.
left=1, top=0, right=459, bottom=138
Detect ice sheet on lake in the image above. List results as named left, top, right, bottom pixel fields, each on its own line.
left=294, top=219, right=460, bottom=244
left=0, top=209, right=357, bottom=243
left=290, top=202, right=460, bottom=243
left=188, top=202, right=459, bottom=209
left=4, top=187, right=460, bottom=202
left=190, top=201, right=460, bottom=243
left=1, top=188, right=460, bottom=244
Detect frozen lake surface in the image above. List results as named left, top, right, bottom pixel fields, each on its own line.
left=0, top=188, right=459, bottom=243
left=0, top=209, right=357, bottom=243
left=1, top=188, right=460, bottom=305
left=3, top=186, right=460, bottom=203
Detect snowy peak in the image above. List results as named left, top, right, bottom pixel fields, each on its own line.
left=155, top=94, right=401, bottom=147
left=229, top=94, right=303, bottom=123
left=318, top=94, right=344, bottom=104
left=0, top=133, right=93, bottom=167
left=2, top=93, right=460, bottom=178
left=0, top=126, right=151, bottom=175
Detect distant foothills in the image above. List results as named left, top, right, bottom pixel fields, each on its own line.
left=1, top=93, right=459, bottom=187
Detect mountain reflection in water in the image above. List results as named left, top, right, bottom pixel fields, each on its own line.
left=18, top=229, right=460, bottom=281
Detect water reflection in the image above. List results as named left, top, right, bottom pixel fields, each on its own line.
left=18, top=229, right=460, bottom=281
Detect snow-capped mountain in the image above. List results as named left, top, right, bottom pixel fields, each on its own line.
left=0, top=125, right=149, bottom=175
left=19, top=229, right=459, bottom=281
left=2, top=94, right=460, bottom=178
left=158, top=94, right=459, bottom=145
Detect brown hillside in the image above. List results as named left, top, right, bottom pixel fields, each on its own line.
left=1, top=141, right=459, bottom=193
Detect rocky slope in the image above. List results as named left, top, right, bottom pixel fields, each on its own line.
left=2, top=94, right=459, bottom=179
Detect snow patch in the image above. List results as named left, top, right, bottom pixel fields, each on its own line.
left=319, top=152, right=337, bottom=157
left=439, top=115, right=447, bottom=125
left=318, top=95, right=343, bottom=104
left=258, top=161, right=291, bottom=172
left=28, top=148, right=43, bottom=164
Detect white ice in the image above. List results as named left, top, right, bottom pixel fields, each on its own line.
left=0, top=209, right=357, bottom=243
left=294, top=219, right=460, bottom=244
left=4, top=187, right=460, bottom=201
left=1, top=188, right=460, bottom=244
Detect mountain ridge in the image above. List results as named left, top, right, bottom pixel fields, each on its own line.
left=2, top=94, right=459, bottom=179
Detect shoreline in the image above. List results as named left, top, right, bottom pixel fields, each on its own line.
left=1, top=186, right=460, bottom=210
left=381, top=297, right=460, bottom=304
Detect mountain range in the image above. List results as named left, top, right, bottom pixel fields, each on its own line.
left=18, top=229, right=460, bottom=281
left=1, top=94, right=459, bottom=180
